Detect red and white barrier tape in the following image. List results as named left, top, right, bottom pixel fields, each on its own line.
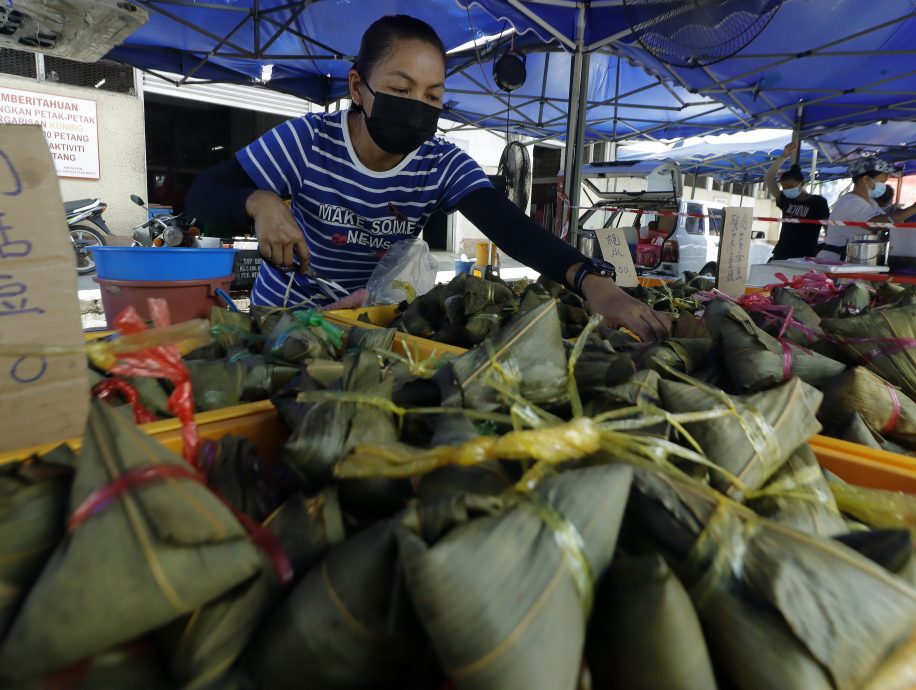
left=585, top=206, right=916, bottom=230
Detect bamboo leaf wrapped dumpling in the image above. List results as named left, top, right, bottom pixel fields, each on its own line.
left=658, top=377, right=823, bottom=499
left=746, top=444, right=847, bottom=537
left=818, top=367, right=916, bottom=448
left=823, top=306, right=916, bottom=405
left=0, top=456, right=72, bottom=639
left=586, top=554, right=717, bottom=690
left=210, top=306, right=256, bottom=354
left=463, top=274, right=515, bottom=316
left=244, top=515, right=439, bottom=690
left=641, top=337, right=713, bottom=375
left=161, top=492, right=338, bottom=690
left=186, top=360, right=246, bottom=411
left=741, top=517, right=916, bottom=690
left=263, top=312, right=339, bottom=365
left=451, top=300, right=568, bottom=411
left=0, top=402, right=263, bottom=681
left=398, top=465, right=633, bottom=690
left=235, top=354, right=299, bottom=402
left=704, top=298, right=845, bottom=392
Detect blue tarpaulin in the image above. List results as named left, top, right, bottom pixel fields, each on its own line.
left=108, top=0, right=916, bottom=165
left=458, top=0, right=916, bottom=137
left=443, top=40, right=742, bottom=141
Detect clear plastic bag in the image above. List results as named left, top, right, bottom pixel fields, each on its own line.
left=365, top=238, right=438, bottom=305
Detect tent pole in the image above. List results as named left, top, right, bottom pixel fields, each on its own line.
left=809, top=148, right=818, bottom=184
left=563, top=2, right=588, bottom=247
left=793, top=105, right=805, bottom=166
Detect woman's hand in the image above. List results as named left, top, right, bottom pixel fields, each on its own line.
left=581, top=275, right=671, bottom=342
left=246, top=190, right=310, bottom=273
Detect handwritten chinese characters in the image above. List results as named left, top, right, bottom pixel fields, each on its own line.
left=596, top=227, right=639, bottom=287
left=716, top=207, right=754, bottom=297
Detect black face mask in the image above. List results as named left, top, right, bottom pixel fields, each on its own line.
left=361, top=79, right=441, bottom=155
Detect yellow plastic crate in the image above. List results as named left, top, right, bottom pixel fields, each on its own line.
left=5, top=397, right=916, bottom=496
left=323, top=306, right=467, bottom=357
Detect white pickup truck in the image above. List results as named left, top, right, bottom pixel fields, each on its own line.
left=576, top=161, right=772, bottom=277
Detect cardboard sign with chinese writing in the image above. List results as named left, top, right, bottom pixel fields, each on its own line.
left=596, top=227, right=638, bottom=287
left=0, top=124, right=89, bottom=453
left=715, top=207, right=754, bottom=297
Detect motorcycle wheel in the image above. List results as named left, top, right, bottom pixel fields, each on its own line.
left=71, top=224, right=108, bottom=275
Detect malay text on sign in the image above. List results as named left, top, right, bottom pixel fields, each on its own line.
left=0, top=125, right=89, bottom=452
left=0, top=86, right=99, bottom=179
left=715, top=207, right=754, bottom=297
left=596, top=227, right=639, bottom=288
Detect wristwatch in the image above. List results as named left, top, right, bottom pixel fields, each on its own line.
left=572, top=258, right=617, bottom=297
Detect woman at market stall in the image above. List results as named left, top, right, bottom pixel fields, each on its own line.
left=817, top=157, right=916, bottom=261
left=185, top=14, right=670, bottom=342
left=764, top=142, right=829, bottom=260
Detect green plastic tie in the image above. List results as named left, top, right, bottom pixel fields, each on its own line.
left=292, top=310, right=345, bottom=349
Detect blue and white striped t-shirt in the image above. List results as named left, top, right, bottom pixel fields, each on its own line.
left=237, top=108, right=492, bottom=307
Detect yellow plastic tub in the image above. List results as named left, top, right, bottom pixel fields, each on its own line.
left=809, top=434, right=916, bottom=494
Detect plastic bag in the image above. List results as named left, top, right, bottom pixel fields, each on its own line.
left=366, top=238, right=438, bottom=305
left=105, top=299, right=199, bottom=465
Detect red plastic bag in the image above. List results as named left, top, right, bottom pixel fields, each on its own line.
left=106, top=299, right=199, bottom=465
left=91, top=378, right=158, bottom=425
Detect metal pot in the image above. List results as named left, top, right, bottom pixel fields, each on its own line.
left=846, top=235, right=888, bottom=266
left=576, top=229, right=599, bottom=258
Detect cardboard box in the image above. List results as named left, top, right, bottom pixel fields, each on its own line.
left=0, top=125, right=89, bottom=452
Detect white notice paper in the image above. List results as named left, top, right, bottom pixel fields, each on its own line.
left=716, top=207, right=754, bottom=297
left=596, top=227, right=639, bottom=287
left=0, top=86, right=100, bottom=179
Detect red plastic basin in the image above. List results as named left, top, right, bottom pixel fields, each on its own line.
left=95, top=275, right=234, bottom=326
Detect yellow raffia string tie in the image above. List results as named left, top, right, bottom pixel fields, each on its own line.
left=336, top=417, right=602, bottom=479
left=567, top=314, right=602, bottom=419
left=687, top=502, right=757, bottom=609
left=373, top=346, right=444, bottom=379
left=0, top=318, right=212, bottom=371
left=746, top=463, right=835, bottom=505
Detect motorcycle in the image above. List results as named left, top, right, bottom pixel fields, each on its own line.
left=66, top=198, right=111, bottom=275
left=129, top=195, right=200, bottom=248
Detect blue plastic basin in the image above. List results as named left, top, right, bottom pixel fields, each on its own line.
left=89, top=247, right=239, bottom=281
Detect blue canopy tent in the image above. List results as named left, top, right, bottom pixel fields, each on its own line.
left=457, top=0, right=916, bottom=237
left=109, top=1, right=748, bottom=143
left=442, top=38, right=744, bottom=143
left=106, top=0, right=916, bottom=229
left=809, top=120, right=916, bottom=168
left=108, top=0, right=509, bottom=103
left=614, top=129, right=850, bottom=183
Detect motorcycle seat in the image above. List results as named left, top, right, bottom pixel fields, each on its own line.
left=64, top=198, right=100, bottom=214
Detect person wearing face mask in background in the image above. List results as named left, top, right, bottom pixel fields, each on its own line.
left=876, top=185, right=900, bottom=215
left=764, top=142, right=830, bottom=260
left=185, top=15, right=670, bottom=342
left=817, top=157, right=916, bottom=261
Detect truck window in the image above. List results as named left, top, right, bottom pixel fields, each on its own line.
left=708, top=208, right=723, bottom=237
left=685, top=203, right=704, bottom=235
